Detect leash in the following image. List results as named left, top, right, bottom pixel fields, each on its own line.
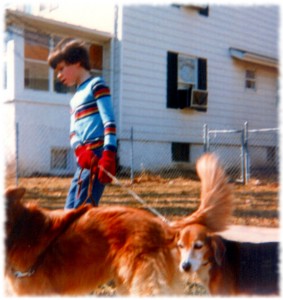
left=98, top=165, right=170, bottom=225
left=77, top=157, right=98, bottom=207
left=76, top=161, right=170, bottom=224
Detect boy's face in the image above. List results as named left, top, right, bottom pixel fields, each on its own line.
left=55, top=61, right=80, bottom=87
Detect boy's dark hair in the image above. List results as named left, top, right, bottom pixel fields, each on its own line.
left=48, top=38, right=91, bottom=70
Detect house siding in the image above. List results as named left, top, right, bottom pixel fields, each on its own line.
left=118, top=5, right=278, bottom=145
left=15, top=101, right=72, bottom=176
left=4, top=4, right=279, bottom=175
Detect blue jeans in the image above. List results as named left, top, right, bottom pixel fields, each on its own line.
left=65, top=149, right=105, bottom=209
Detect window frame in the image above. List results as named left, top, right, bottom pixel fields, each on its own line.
left=24, top=31, right=50, bottom=91
left=178, top=54, right=198, bottom=88
left=23, top=30, right=104, bottom=94
left=50, top=147, right=70, bottom=170
left=167, top=51, right=208, bottom=111
left=172, top=142, right=191, bottom=162
left=245, top=69, right=256, bottom=91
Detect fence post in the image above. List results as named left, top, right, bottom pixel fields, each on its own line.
left=240, top=128, right=245, bottom=184
left=243, top=121, right=250, bottom=184
left=130, top=126, right=134, bottom=183
left=203, top=124, right=209, bottom=152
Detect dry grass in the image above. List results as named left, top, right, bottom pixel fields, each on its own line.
left=7, top=173, right=279, bottom=227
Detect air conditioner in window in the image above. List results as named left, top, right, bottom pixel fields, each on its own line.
left=190, top=89, right=208, bottom=109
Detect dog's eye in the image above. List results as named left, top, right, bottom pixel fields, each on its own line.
left=177, top=242, right=184, bottom=249
left=194, top=241, right=203, bottom=250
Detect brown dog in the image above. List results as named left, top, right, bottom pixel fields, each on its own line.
left=177, top=224, right=279, bottom=295
left=5, top=153, right=232, bottom=296
left=5, top=188, right=181, bottom=296
left=174, top=155, right=279, bottom=296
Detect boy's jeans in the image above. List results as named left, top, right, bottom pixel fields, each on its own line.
left=65, top=148, right=105, bottom=209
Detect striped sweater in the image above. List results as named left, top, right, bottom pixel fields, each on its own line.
left=70, top=76, right=117, bottom=152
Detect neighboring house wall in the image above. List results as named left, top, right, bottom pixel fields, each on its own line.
left=117, top=5, right=279, bottom=170
left=4, top=32, right=73, bottom=176
left=15, top=101, right=72, bottom=176
left=4, top=9, right=113, bottom=176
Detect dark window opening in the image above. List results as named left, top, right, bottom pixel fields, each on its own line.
left=51, top=148, right=68, bottom=170
left=172, top=143, right=190, bottom=162
left=167, top=52, right=207, bottom=111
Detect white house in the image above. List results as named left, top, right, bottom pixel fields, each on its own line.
left=3, top=3, right=279, bottom=177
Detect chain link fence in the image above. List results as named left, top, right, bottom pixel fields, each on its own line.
left=204, top=123, right=279, bottom=183
left=4, top=121, right=279, bottom=186
left=117, top=127, right=203, bottom=181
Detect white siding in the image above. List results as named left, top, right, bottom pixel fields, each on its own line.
left=119, top=5, right=279, bottom=145
left=15, top=101, right=74, bottom=176
left=4, top=4, right=279, bottom=175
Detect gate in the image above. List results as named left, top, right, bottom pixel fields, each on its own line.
left=203, top=122, right=278, bottom=184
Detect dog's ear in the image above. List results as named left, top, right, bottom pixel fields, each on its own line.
left=5, top=186, right=26, bottom=219
left=5, top=186, right=26, bottom=203
left=165, top=228, right=180, bottom=248
left=5, top=187, right=26, bottom=235
left=210, top=235, right=226, bottom=266
left=174, top=230, right=180, bottom=245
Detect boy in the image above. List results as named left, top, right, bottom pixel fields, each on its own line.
left=48, top=38, right=117, bottom=208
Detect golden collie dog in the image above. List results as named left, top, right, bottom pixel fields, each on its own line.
left=5, top=153, right=232, bottom=296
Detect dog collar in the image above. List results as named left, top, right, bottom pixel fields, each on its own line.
left=13, top=268, right=35, bottom=278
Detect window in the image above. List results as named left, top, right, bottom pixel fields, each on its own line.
left=51, top=148, right=69, bottom=170
left=24, top=31, right=49, bottom=91
left=199, top=6, right=209, bottom=16
left=167, top=52, right=207, bottom=111
left=178, top=55, right=197, bottom=87
left=89, top=44, right=103, bottom=77
left=23, top=31, right=104, bottom=93
left=172, top=143, right=190, bottom=162
left=245, top=69, right=256, bottom=90
left=267, top=146, right=277, bottom=167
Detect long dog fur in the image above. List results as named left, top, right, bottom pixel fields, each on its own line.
left=171, top=153, right=233, bottom=232
left=5, top=152, right=233, bottom=296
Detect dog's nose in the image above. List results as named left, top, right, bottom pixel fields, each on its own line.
left=182, top=261, right=191, bottom=272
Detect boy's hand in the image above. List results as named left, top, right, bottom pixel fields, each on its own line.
left=75, top=146, right=99, bottom=170
left=98, top=150, right=116, bottom=183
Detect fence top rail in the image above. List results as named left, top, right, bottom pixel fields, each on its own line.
left=248, top=128, right=279, bottom=133
left=208, top=129, right=242, bottom=134
left=208, top=127, right=279, bottom=135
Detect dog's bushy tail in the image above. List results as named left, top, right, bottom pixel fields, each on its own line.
left=171, top=152, right=233, bottom=232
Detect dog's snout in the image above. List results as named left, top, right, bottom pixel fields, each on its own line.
left=182, top=261, right=191, bottom=272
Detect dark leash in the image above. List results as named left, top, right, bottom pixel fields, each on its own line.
left=76, top=157, right=98, bottom=207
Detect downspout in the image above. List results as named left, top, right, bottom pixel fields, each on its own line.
left=112, top=4, right=124, bottom=142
